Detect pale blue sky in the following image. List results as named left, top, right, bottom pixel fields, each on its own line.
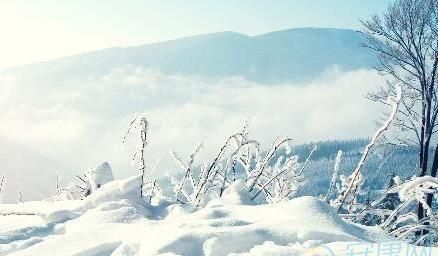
left=0, top=0, right=392, bottom=68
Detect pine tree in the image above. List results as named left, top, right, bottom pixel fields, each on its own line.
left=375, top=173, right=401, bottom=211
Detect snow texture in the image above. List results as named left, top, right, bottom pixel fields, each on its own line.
left=0, top=176, right=435, bottom=256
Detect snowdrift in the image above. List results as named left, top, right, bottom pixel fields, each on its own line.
left=0, top=176, right=435, bottom=256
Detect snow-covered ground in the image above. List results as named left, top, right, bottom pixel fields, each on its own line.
left=0, top=176, right=435, bottom=256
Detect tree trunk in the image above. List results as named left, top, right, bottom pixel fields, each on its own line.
left=417, top=98, right=431, bottom=223
left=424, top=144, right=438, bottom=234
left=417, top=143, right=438, bottom=237
left=416, top=126, right=430, bottom=235
left=420, top=139, right=430, bottom=177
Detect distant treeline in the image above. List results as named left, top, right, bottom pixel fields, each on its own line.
left=291, top=138, right=370, bottom=160
left=290, top=138, right=419, bottom=197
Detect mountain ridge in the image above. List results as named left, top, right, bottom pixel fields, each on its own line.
left=1, top=27, right=376, bottom=83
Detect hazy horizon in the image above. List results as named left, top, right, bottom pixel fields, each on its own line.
left=1, top=27, right=364, bottom=69
left=0, top=0, right=391, bottom=69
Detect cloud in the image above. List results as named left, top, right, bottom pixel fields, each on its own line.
left=0, top=67, right=384, bottom=177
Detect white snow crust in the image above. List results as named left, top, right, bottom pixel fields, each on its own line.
left=0, top=176, right=435, bottom=256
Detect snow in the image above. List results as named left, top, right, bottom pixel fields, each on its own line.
left=79, top=162, right=116, bottom=195
left=397, top=176, right=438, bottom=202
left=229, top=241, right=315, bottom=256
left=0, top=137, right=61, bottom=203
left=43, top=210, right=79, bottom=223
left=0, top=176, right=436, bottom=256
left=91, top=162, right=114, bottom=189
left=82, top=175, right=141, bottom=208
left=207, top=180, right=254, bottom=206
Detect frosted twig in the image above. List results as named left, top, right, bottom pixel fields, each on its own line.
left=337, top=84, right=402, bottom=213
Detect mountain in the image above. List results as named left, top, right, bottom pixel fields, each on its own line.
left=0, top=28, right=376, bottom=83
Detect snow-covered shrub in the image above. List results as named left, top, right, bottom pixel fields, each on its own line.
left=79, top=162, right=114, bottom=194
left=168, top=119, right=314, bottom=206
left=247, top=140, right=316, bottom=203
left=381, top=176, right=438, bottom=245
left=168, top=119, right=259, bottom=206
left=330, top=173, right=365, bottom=214
left=92, top=162, right=114, bottom=189
left=54, top=162, right=115, bottom=200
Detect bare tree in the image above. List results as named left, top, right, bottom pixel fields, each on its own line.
left=362, top=0, right=438, bottom=226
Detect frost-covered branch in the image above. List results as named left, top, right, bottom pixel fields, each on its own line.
left=337, top=84, right=402, bottom=213
left=381, top=176, right=438, bottom=245
left=169, top=128, right=252, bottom=206
left=247, top=137, right=293, bottom=192
left=192, top=133, right=244, bottom=205
left=170, top=143, right=203, bottom=203
left=250, top=144, right=315, bottom=203
left=122, top=115, right=151, bottom=199
left=325, top=150, right=343, bottom=203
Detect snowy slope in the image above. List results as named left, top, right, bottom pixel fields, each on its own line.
left=0, top=28, right=376, bottom=83
left=1, top=176, right=433, bottom=256
left=0, top=137, right=62, bottom=203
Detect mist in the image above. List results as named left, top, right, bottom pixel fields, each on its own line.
left=0, top=66, right=383, bottom=183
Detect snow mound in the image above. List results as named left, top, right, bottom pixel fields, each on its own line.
left=82, top=175, right=142, bottom=209
left=92, top=162, right=114, bottom=189
left=1, top=176, right=435, bottom=256
left=43, top=210, right=80, bottom=223
left=208, top=180, right=254, bottom=207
